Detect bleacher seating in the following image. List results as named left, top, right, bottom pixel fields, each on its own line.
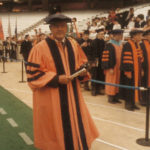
left=0, top=2, right=150, bottom=39
left=0, top=12, right=48, bottom=38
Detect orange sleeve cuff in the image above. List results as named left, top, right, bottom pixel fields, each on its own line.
left=124, top=72, right=131, bottom=76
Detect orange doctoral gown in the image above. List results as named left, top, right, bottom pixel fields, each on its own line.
left=102, top=41, right=122, bottom=96
left=104, top=44, right=122, bottom=96
left=27, top=36, right=99, bottom=150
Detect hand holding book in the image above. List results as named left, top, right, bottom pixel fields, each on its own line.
left=70, top=68, right=87, bottom=80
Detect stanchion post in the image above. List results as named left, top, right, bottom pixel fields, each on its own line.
left=19, top=60, right=26, bottom=83
left=136, top=87, right=150, bottom=146
left=1, top=56, right=7, bottom=73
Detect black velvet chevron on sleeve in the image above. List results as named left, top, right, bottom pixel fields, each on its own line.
left=101, top=43, right=116, bottom=70
left=120, top=42, right=134, bottom=72
left=46, top=75, right=59, bottom=88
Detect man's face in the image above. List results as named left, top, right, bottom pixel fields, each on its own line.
left=50, top=21, right=67, bottom=41
left=133, top=33, right=143, bottom=42
left=7, top=37, right=10, bottom=41
left=130, top=8, right=134, bottom=13
left=97, top=31, right=105, bottom=40
left=113, top=34, right=123, bottom=41
left=40, top=34, right=46, bottom=40
left=136, top=17, right=141, bottom=22
left=27, top=36, right=30, bottom=41
left=83, top=34, right=89, bottom=41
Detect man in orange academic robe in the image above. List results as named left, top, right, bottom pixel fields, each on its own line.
left=26, top=14, right=99, bottom=150
left=120, top=29, right=144, bottom=111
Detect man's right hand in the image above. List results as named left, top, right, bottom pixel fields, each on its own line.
left=81, top=42, right=88, bottom=47
left=58, top=75, right=71, bottom=84
left=109, top=69, right=114, bottom=74
left=124, top=72, right=132, bottom=79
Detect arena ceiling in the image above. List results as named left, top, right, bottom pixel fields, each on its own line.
left=0, top=0, right=149, bottom=11
left=0, top=0, right=148, bottom=3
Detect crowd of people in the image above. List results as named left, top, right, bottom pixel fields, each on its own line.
left=0, top=36, right=18, bottom=61
left=0, top=7, right=150, bottom=112
left=77, top=27, right=150, bottom=111
left=0, top=28, right=47, bottom=62
left=72, top=7, right=150, bottom=111
left=69, top=7, right=150, bottom=39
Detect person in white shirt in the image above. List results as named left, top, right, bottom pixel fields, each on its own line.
left=89, top=21, right=98, bottom=40
left=127, top=17, right=135, bottom=30
left=113, top=19, right=121, bottom=30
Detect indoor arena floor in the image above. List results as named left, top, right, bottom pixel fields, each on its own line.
left=0, top=62, right=150, bottom=150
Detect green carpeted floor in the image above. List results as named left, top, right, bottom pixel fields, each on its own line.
left=0, top=86, right=38, bottom=150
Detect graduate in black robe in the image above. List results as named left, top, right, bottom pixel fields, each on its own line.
left=20, top=34, right=32, bottom=62
left=77, top=30, right=92, bottom=62
left=90, top=29, right=105, bottom=96
left=77, top=30, right=92, bottom=90
left=10, top=37, right=17, bottom=60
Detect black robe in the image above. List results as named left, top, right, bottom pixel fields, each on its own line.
left=20, top=40, right=32, bottom=61
left=77, top=38, right=93, bottom=61
left=91, top=38, right=105, bottom=82
left=121, top=11, right=134, bottom=28
left=10, top=41, right=17, bottom=60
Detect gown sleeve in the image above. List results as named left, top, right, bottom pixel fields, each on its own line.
left=101, top=43, right=116, bottom=70
left=26, top=44, right=59, bottom=89
left=120, top=42, right=134, bottom=72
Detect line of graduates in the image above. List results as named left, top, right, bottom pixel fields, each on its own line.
left=102, top=28, right=150, bottom=111
left=77, top=29, right=105, bottom=96
left=78, top=28, right=150, bottom=111
left=0, top=37, right=18, bottom=61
